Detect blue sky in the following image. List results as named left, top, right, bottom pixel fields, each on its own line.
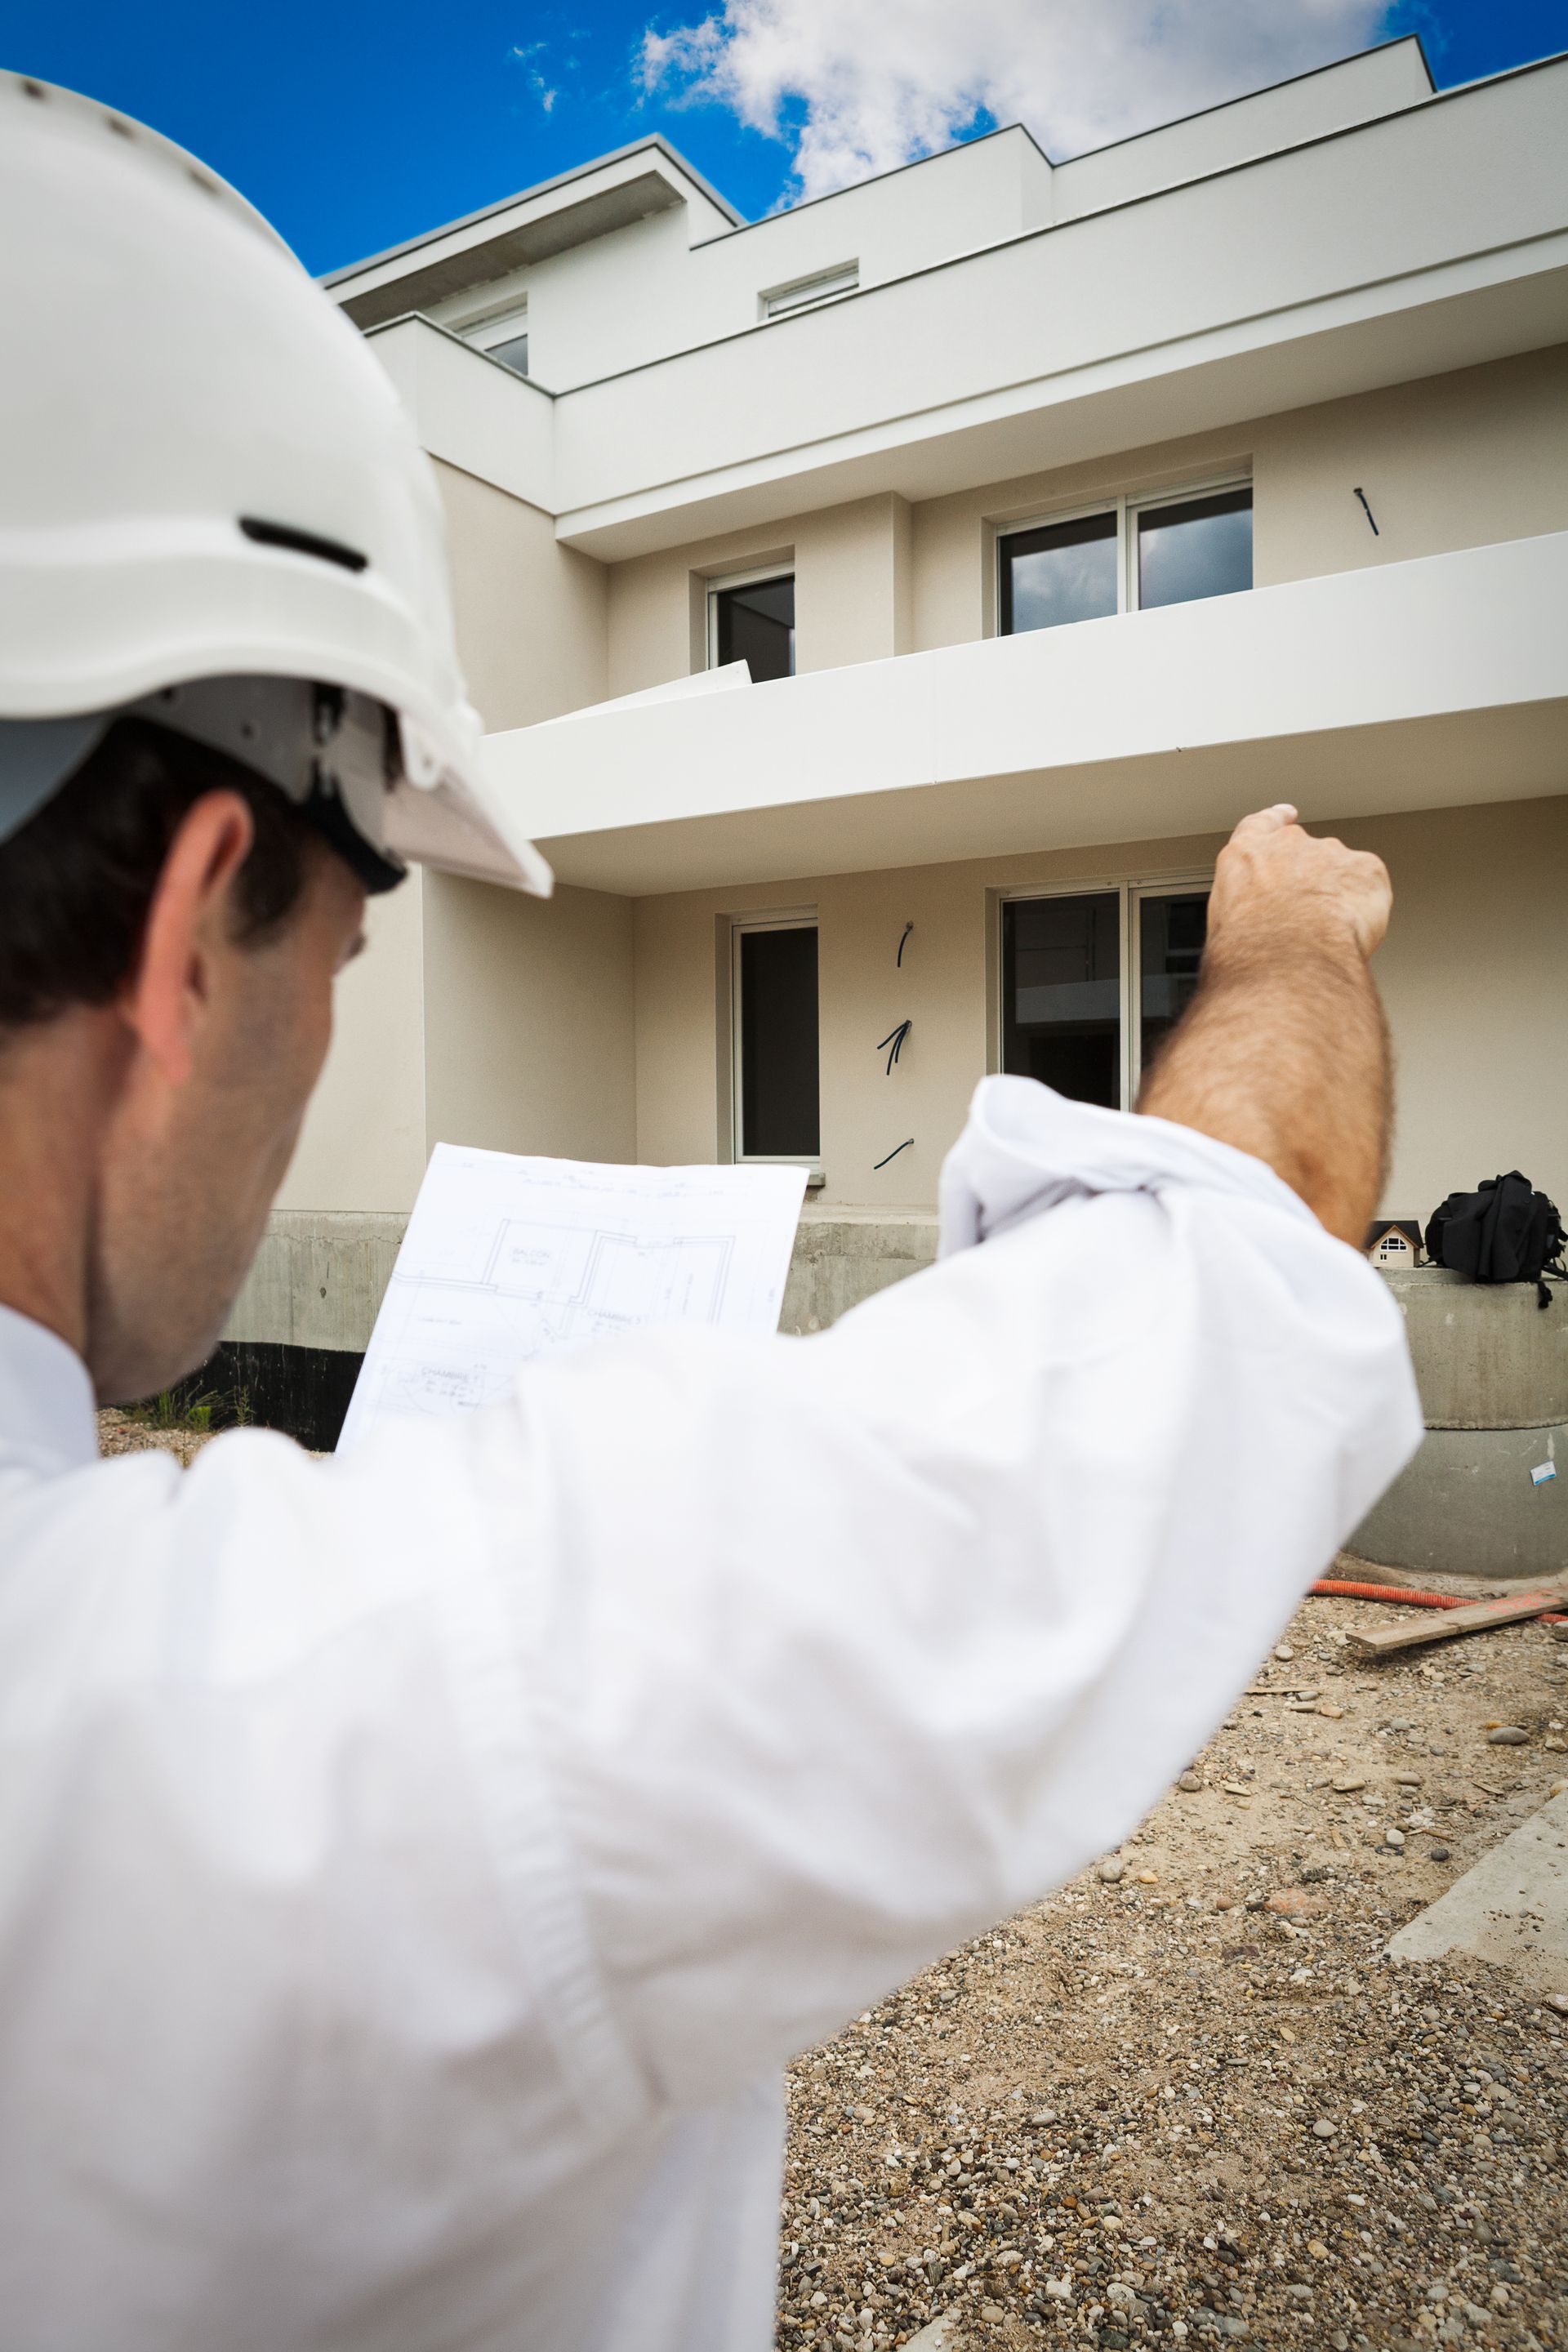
left=3, top=0, right=1566, bottom=274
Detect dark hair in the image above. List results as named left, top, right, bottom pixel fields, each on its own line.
left=0, top=718, right=323, bottom=1031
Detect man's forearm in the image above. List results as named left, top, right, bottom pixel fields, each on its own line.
left=1137, top=808, right=1393, bottom=1246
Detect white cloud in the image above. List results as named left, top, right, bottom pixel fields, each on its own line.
left=639, top=0, right=1393, bottom=201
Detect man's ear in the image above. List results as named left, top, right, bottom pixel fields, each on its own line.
left=122, top=791, right=256, bottom=1087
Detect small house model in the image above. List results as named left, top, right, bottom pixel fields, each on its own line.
left=1365, top=1219, right=1423, bottom=1269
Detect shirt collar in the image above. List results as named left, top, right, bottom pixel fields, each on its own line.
left=0, top=1303, right=99, bottom=1475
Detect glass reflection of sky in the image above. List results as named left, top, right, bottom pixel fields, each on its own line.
left=1006, top=510, right=1114, bottom=630
left=1009, top=530, right=1118, bottom=633
left=1138, top=495, right=1252, bottom=610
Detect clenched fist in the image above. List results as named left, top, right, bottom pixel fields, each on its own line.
left=1208, top=804, right=1392, bottom=962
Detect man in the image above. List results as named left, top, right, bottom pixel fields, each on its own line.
left=0, top=72, right=1419, bottom=2352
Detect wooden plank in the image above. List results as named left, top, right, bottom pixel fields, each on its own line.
left=1345, top=1579, right=1568, bottom=1655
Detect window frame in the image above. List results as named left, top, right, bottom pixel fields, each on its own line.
left=706, top=564, right=797, bottom=675
left=993, top=871, right=1213, bottom=1109
left=465, top=301, right=531, bottom=376
left=994, top=474, right=1252, bottom=636
left=759, top=262, right=859, bottom=321
left=729, top=909, right=822, bottom=1169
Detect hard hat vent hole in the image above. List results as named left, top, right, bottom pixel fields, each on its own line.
left=238, top=517, right=368, bottom=575
left=20, top=80, right=45, bottom=99
left=106, top=116, right=135, bottom=139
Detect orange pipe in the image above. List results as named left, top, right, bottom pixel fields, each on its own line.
left=1310, top=1576, right=1566, bottom=1626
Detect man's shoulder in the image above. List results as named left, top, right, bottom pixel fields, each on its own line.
left=1, top=1413, right=504, bottom=1705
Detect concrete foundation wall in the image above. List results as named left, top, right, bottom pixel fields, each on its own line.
left=1352, top=1265, right=1568, bottom=1581
left=780, top=1211, right=939, bottom=1334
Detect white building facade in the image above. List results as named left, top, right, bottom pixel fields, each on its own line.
left=225, top=36, right=1568, bottom=1491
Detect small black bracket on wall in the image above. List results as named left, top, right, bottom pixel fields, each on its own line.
left=1353, top=486, right=1379, bottom=537
left=874, top=1138, right=914, bottom=1171
left=897, top=921, right=914, bottom=967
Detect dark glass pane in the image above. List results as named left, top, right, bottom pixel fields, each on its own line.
left=1001, top=893, right=1120, bottom=1107
left=1000, top=511, right=1117, bottom=636
left=1138, top=892, right=1209, bottom=1077
left=1136, top=488, right=1251, bottom=610
left=740, top=926, right=818, bottom=1156
left=488, top=332, right=530, bottom=377
left=717, top=575, right=795, bottom=683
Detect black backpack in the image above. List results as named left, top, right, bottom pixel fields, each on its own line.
left=1425, top=1172, right=1567, bottom=1308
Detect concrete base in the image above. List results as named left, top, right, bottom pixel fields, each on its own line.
left=779, top=1209, right=939, bottom=1336
left=1383, top=1267, right=1568, bottom=1429
left=1350, top=1268, right=1568, bottom=1582
left=224, top=1212, right=410, bottom=1355
left=1352, top=1424, right=1566, bottom=1583
left=1388, top=1789, right=1568, bottom=1996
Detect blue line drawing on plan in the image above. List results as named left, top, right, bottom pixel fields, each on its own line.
left=339, top=1147, right=806, bottom=1450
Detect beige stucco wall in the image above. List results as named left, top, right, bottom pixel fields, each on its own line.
left=632, top=796, right=1568, bottom=1222
left=604, top=347, right=1568, bottom=693
left=276, top=461, right=621, bottom=1212
left=912, top=345, right=1568, bottom=650
left=422, top=872, right=635, bottom=1165
left=432, top=457, right=608, bottom=730
left=274, top=869, right=429, bottom=1214
left=606, top=493, right=916, bottom=696
left=273, top=866, right=637, bottom=1214
left=1361, top=797, right=1568, bottom=1223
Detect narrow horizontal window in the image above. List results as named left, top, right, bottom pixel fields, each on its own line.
left=712, top=573, right=795, bottom=684
left=737, top=924, right=819, bottom=1158
left=1000, top=512, right=1118, bottom=636
left=1136, top=487, right=1252, bottom=611
left=760, top=263, right=858, bottom=319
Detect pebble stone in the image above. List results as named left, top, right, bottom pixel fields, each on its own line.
left=1487, top=1726, right=1530, bottom=1745
left=772, top=1590, right=1566, bottom=2352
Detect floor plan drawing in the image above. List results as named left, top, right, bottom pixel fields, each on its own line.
left=341, top=1147, right=806, bottom=1449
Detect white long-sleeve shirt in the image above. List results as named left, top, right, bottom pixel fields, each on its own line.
left=0, top=1080, right=1420, bottom=2352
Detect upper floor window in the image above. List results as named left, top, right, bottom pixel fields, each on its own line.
left=708, top=568, right=795, bottom=684
left=760, top=263, right=858, bottom=321
left=466, top=305, right=529, bottom=378
left=999, top=482, right=1251, bottom=636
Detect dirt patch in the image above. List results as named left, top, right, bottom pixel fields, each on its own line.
left=778, top=1572, right=1568, bottom=2351
left=96, top=1407, right=216, bottom=1470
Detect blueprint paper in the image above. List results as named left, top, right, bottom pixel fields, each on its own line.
left=338, top=1147, right=807, bottom=1450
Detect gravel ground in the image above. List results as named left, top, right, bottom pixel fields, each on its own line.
left=96, top=1406, right=215, bottom=1469
left=777, top=1578, right=1568, bottom=2352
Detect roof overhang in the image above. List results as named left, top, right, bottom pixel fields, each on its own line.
left=327, top=142, right=729, bottom=331
left=482, top=532, right=1568, bottom=893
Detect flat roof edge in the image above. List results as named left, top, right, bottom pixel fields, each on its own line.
left=321, top=133, right=743, bottom=290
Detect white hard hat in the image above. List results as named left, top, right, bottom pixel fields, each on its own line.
left=0, top=73, right=552, bottom=897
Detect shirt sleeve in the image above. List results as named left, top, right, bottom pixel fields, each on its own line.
left=445, top=1080, right=1422, bottom=2106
